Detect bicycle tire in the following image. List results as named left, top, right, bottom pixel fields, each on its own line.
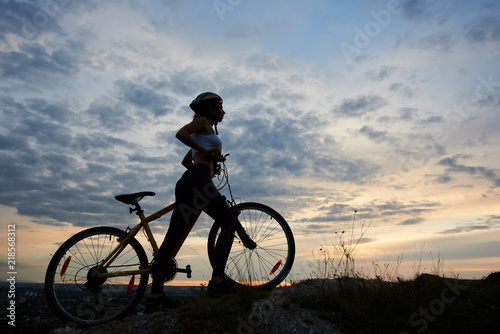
left=207, top=202, right=295, bottom=290
left=45, top=226, right=149, bottom=326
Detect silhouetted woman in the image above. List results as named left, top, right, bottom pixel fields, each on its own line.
left=146, top=92, right=238, bottom=313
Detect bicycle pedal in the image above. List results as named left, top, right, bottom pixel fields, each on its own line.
left=186, top=265, right=192, bottom=278
left=173, top=265, right=192, bottom=278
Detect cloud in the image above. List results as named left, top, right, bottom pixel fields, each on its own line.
left=399, top=107, right=418, bottom=120
left=434, top=174, right=452, bottom=184
left=113, top=79, right=177, bottom=117
left=399, top=0, right=454, bottom=24
left=399, top=0, right=429, bottom=21
left=218, top=80, right=269, bottom=103
left=413, top=31, right=454, bottom=51
left=464, top=16, right=500, bottom=44
left=364, top=66, right=398, bottom=81
left=334, top=95, right=388, bottom=118
left=84, top=102, right=133, bottom=133
left=358, top=237, right=377, bottom=244
left=0, top=84, right=382, bottom=229
left=0, top=142, right=171, bottom=227
left=303, top=200, right=439, bottom=228
left=438, top=215, right=500, bottom=234
left=0, top=1, right=110, bottom=95
left=166, top=68, right=218, bottom=97
left=371, top=200, right=439, bottom=216
left=220, top=102, right=381, bottom=188
left=234, top=53, right=281, bottom=73
left=0, top=41, right=94, bottom=94
left=221, top=136, right=381, bottom=214
left=26, top=98, right=74, bottom=123
left=15, top=118, right=72, bottom=146
left=398, top=217, right=425, bottom=225
left=127, top=153, right=167, bottom=165
left=0, top=132, right=30, bottom=151
left=395, top=29, right=455, bottom=52
left=0, top=0, right=105, bottom=42
left=359, top=125, right=389, bottom=143
left=0, top=0, right=65, bottom=40
left=306, top=224, right=335, bottom=231
left=389, top=83, right=415, bottom=99
left=0, top=93, right=176, bottom=227
left=421, top=116, right=442, bottom=124
left=439, top=155, right=500, bottom=187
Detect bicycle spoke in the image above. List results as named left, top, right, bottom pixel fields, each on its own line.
left=210, top=203, right=295, bottom=288
left=46, top=227, right=149, bottom=326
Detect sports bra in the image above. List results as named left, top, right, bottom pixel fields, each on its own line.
left=191, top=126, right=222, bottom=159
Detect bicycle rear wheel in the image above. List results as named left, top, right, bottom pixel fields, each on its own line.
left=45, top=226, right=149, bottom=326
left=208, top=202, right=295, bottom=290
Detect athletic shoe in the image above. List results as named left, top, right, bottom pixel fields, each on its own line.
left=206, top=278, right=238, bottom=298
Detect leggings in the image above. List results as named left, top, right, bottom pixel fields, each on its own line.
left=151, top=163, right=237, bottom=294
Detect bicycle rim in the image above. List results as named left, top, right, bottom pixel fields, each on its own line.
left=208, top=202, right=295, bottom=289
left=45, top=227, right=149, bottom=326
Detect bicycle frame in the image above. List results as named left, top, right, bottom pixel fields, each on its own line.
left=91, top=155, right=243, bottom=281
left=92, top=202, right=201, bottom=279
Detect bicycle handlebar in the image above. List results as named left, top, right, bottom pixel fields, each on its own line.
left=215, top=153, right=229, bottom=162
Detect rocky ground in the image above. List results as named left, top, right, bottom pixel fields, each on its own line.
left=49, top=282, right=343, bottom=334
left=47, top=273, right=500, bottom=334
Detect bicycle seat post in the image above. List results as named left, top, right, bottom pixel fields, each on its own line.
left=129, top=203, right=145, bottom=220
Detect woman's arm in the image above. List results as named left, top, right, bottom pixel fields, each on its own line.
left=176, top=117, right=219, bottom=167
left=175, top=117, right=210, bottom=153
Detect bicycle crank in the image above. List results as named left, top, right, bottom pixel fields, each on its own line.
left=160, top=259, right=192, bottom=282
left=174, top=265, right=192, bottom=278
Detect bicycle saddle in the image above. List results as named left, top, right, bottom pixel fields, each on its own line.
left=115, top=191, right=155, bottom=205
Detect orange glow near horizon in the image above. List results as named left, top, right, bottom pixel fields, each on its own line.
left=2, top=204, right=499, bottom=285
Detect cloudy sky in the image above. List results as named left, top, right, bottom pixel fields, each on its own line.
left=1, top=0, right=499, bottom=283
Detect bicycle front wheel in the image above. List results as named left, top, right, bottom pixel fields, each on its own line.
left=45, top=226, right=149, bottom=326
left=208, top=202, right=295, bottom=290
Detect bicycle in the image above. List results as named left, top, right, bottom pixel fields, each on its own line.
left=45, top=154, right=295, bottom=326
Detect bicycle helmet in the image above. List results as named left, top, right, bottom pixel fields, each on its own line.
left=189, top=92, right=223, bottom=134
left=189, top=92, right=223, bottom=112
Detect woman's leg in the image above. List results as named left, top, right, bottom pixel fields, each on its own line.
left=150, top=205, right=196, bottom=294
left=200, top=182, right=238, bottom=278
left=150, top=166, right=205, bottom=294
left=150, top=164, right=237, bottom=293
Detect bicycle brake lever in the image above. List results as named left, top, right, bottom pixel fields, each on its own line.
left=216, top=153, right=229, bottom=162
